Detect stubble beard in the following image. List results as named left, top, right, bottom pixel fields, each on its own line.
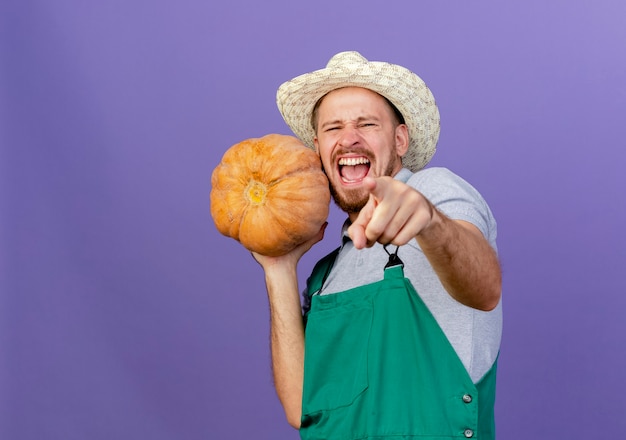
left=330, top=184, right=368, bottom=214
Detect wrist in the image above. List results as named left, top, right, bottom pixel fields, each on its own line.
left=416, top=202, right=444, bottom=242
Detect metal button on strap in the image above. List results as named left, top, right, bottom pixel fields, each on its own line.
left=464, top=428, right=474, bottom=438
left=462, top=393, right=473, bottom=403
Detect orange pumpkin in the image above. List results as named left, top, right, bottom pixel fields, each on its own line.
left=210, top=134, right=330, bottom=256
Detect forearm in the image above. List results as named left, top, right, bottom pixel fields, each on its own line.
left=251, top=224, right=325, bottom=428
left=263, top=263, right=305, bottom=429
left=417, top=208, right=501, bottom=311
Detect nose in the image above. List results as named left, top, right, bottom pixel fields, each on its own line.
left=338, top=125, right=360, bottom=147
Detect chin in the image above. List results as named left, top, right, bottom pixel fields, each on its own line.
left=331, top=185, right=369, bottom=214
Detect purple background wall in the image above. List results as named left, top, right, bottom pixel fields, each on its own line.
left=1, top=0, right=625, bottom=439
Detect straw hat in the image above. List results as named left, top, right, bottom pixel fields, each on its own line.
left=276, top=51, right=440, bottom=172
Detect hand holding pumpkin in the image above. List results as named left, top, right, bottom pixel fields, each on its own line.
left=210, top=134, right=331, bottom=257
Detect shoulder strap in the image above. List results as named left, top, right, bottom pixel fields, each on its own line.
left=305, top=246, right=341, bottom=299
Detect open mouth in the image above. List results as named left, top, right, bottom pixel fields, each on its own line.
left=338, top=156, right=370, bottom=183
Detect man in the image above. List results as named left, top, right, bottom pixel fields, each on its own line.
left=253, top=51, right=502, bottom=439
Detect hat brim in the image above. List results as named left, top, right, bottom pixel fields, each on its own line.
left=276, top=51, right=440, bottom=172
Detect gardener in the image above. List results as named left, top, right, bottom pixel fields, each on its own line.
left=253, top=51, right=502, bottom=439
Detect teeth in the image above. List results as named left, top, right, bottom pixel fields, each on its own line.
left=338, top=157, right=370, bottom=166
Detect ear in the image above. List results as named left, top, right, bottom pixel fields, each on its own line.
left=313, top=136, right=320, bottom=154
left=395, top=124, right=409, bottom=156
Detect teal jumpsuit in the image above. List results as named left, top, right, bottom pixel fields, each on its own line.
left=300, top=247, right=498, bottom=439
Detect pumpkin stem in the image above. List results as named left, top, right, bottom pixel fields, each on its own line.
left=245, top=180, right=267, bottom=205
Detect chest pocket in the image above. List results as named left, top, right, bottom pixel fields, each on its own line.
left=302, top=299, right=372, bottom=414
